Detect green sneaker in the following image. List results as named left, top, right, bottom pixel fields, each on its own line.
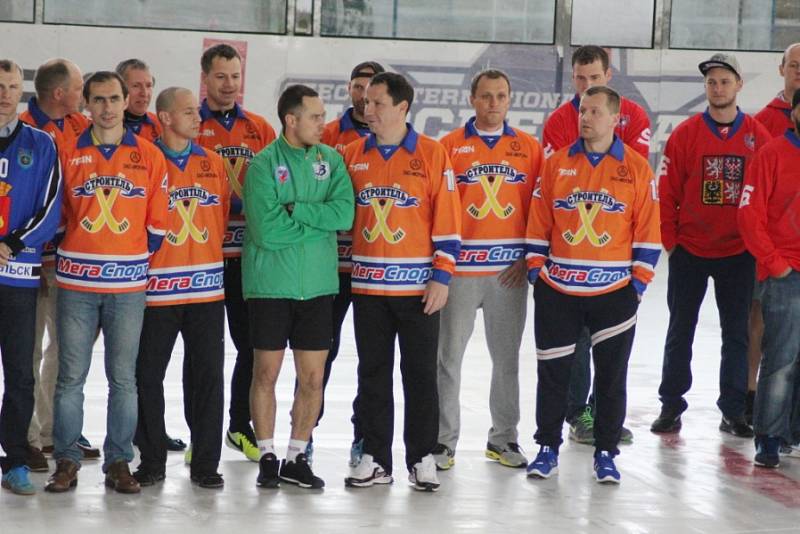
left=184, top=444, right=192, bottom=465
left=485, top=442, right=528, bottom=468
left=225, top=429, right=260, bottom=462
left=568, top=406, right=595, bottom=444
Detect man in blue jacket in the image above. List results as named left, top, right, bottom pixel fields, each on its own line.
left=0, top=59, right=62, bottom=495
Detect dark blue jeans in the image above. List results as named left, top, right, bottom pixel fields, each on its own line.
left=658, top=247, right=754, bottom=418
left=566, top=328, right=593, bottom=421
left=0, top=285, right=37, bottom=473
left=754, top=271, right=800, bottom=442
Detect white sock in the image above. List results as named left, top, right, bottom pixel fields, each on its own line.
left=257, top=439, right=275, bottom=458
left=286, top=439, right=308, bottom=462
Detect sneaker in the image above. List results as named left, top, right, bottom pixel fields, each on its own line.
left=305, top=441, right=314, bottom=467
left=184, top=444, right=192, bottom=465
left=745, top=390, right=755, bottom=426
left=779, top=442, right=800, bottom=458
left=408, top=454, right=439, bottom=492
left=526, top=446, right=558, bottom=479
left=485, top=442, right=527, bottom=468
left=594, top=451, right=621, bottom=484
left=279, top=454, right=324, bottom=489
left=720, top=415, right=754, bottom=438
left=256, top=453, right=280, bottom=488
left=1, top=465, right=36, bottom=495
left=568, top=406, right=595, bottom=444
left=26, top=445, right=49, bottom=472
left=191, top=472, right=224, bottom=489
left=650, top=408, right=682, bottom=433
left=345, top=453, right=393, bottom=488
left=754, top=436, right=781, bottom=468
left=77, top=434, right=101, bottom=459
left=349, top=438, right=364, bottom=468
left=620, top=426, right=634, bottom=443
left=432, top=443, right=455, bottom=470
left=133, top=468, right=166, bottom=487
left=166, top=435, right=187, bottom=452
left=41, top=445, right=54, bottom=455
left=225, top=428, right=260, bottom=462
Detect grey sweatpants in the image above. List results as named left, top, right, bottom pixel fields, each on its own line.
left=437, top=274, right=528, bottom=450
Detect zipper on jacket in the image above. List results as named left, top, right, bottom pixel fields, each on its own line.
left=299, top=243, right=305, bottom=300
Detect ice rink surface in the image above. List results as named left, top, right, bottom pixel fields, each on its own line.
left=2, top=260, right=799, bottom=533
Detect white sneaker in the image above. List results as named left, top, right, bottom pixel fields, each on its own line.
left=409, top=454, right=440, bottom=492
left=780, top=442, right=800, bottom=458
left=344, top=454, right=393, bottom=488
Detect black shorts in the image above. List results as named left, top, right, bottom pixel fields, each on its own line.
left=248, top=295, right=334, bottom=351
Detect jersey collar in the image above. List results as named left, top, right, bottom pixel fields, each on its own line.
left=785, top=129, right=800, bottom=150
left=464, top=116, right=516, bottom=138
left=77, top=126, right=139, bottom=150
left=364, top=123, right=418, bottom=155
left=200, top=99, right=247, bottom=126
left=27, top=96, right=64, bottom=131
left=339, top=107, right=370, bottom=136
left=702, top=107, right=745, bottom=140
left=568, top=135, right=625, bottom=161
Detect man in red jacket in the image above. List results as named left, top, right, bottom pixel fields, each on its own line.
left=651, top=53, right=770, bottom=437
left=745, top=42, right=800, bottom=425
left=738, top=90, right=800, bottom=468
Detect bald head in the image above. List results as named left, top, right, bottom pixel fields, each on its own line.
left=35, top=59, right=79, bottom=97
left=34, top=58, right=83, bottom=116
left=783, top=43, right=800, bottom=66
left=156, top=87, right=200, bottom=144
left=780, top=43, right=800, bottom=101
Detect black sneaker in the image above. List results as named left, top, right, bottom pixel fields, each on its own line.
left=132, top=468, right=165, bottom=487
left=650, top=409, right=682, bottom=433
left=719, top=415, right=754, bottom=438
left=191, top=472, right=224, bottom=488
left=166, top=435, right=187, bottom=452
left=279, top=454, right=324, bottom=489
left=257, top=453, right=280, bottom=488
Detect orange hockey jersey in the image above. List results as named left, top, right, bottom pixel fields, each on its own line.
left=21, top=97, right=91, bottom=266
left=20, top=97, right=89, bottom=151
left=125, top=111, right=162, bottom=143
left=146, top=141, right=230, bottom=306
left=57, top=128, right=169, bottom=293
left=440, top=117, right=543, bottom=276
left=322, top=107, right=372, bottom=273
left=526, top=137, right=661, bottom=296
left=198, top=100, right=276, bottom=258
left=344, top=126, right=462, bottom=296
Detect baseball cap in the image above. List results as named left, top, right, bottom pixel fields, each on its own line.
left=350, top=61, right=385, bottom=80
left=698, top=53, right=742, bottom=79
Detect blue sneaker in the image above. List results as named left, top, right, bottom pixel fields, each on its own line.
left=526, top=446, right=558, bottom=479
left=349, top=438, right=364, bottom=468
left=2, top=465, right=36, bottom=495
left=594, top=451, right=621, bottom=484
left=305, top=441, right=314, bottom=467
left=754, top=435, right=780, bottom=468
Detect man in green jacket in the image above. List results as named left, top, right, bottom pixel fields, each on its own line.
left=242, top=84, right=354, bottom=490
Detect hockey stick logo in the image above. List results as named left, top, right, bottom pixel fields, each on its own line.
left=467, top=175, right=514, bottom=219
left=359, top=182, right=413, bottom=243
left=166, top=196, right=208, bottom=245
left=556, top=187, right=621, bottom=247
